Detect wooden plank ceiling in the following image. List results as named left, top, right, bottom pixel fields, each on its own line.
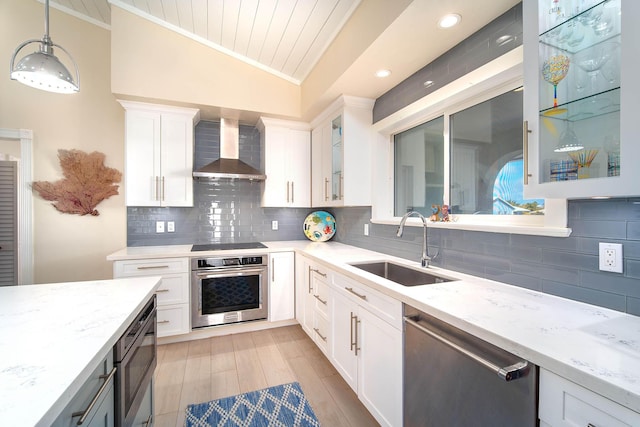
left=47, top=0, right=360, bottom=84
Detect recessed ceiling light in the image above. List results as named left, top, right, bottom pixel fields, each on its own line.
left=375, top=69, right=391, bottom=78
left=423, top=80, right=434, bottom=88
left=438, top=14, right=461, bottom=29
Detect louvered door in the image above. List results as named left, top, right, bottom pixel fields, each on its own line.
left=0, top=161, right=17, bottom=285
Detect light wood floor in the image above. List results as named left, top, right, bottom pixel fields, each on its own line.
left=153, top=325, right=380, bottom=427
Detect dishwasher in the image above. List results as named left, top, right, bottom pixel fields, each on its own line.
left=403, top=304, right=538, bottom=427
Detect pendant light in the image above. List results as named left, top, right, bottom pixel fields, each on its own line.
left=10, top=0, right=79, bottom=94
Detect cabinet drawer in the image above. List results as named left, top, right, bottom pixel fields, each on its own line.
left=157, top=304, right=190, bottom=337
left=333, top=273, right=402, bottom=330
left=114, top=258, right=189, bottom=277
left=153, top=273, right=189, bottom=305
left=313, top=279, right=330, bottom=317
left=539, top=369, right=640, bottom=427
left=52, top=352, right=115, bottom=427
left=314, top=314, right=329, bottom=355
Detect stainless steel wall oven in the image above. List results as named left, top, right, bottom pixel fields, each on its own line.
left=191, top=255, right=268, bottom=328
left=114, top=295, right=157, bottom=427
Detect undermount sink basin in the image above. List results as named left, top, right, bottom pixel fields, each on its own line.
left=349, top=261, right=457, bottom=286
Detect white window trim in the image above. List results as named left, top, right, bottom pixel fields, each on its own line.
left=369, top=46, right=571, bottom=237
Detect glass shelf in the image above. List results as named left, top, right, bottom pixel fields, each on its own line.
left=540, top=0, right=621, bottom=53
left=540, top=87, right=620, bottom=121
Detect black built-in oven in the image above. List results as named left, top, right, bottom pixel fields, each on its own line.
left=191, top=255, right=268, bottom=328
left=114, top=295, right=157, bottom=427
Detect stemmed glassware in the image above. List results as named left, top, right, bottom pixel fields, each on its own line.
left=573, top=41, right=619, bottom=96
left=542, top=54, right=570, bottom=116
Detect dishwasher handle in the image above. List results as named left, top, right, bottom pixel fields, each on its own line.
left=404, top=316, right=529, bottom=382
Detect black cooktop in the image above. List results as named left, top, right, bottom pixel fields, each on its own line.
left=191, top=242, right=267, bottom=252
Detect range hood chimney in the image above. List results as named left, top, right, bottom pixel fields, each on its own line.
left=193, top=118, right=266, bottom=180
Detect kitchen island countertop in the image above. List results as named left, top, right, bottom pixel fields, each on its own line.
left=0, top=276, right=161, bottom=426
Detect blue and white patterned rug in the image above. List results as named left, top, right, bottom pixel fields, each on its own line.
left=185, top=382, right=321, bottom=427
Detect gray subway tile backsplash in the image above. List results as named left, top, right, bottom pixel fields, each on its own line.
left=331, top=200, right=640, bottom=316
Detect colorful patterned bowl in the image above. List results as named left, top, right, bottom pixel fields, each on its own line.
left=303, top=211, right=336, bottom=242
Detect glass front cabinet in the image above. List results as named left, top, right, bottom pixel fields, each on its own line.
left=523, top=0, right=640, bottom=198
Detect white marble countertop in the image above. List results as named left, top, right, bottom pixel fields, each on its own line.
left=0, top=276, right=161, bottom=427
left=106, top=241, right=640, bottom=414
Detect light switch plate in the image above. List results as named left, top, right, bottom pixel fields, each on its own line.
left=272, top=220, right=278, bottom=230
left=599, top=242, right=623, bottom=273
left=167, top=221, right=175, bottom=232
left=156, top=221, right=165, bottom=233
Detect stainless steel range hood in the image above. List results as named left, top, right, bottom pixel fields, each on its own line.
left=193, top=118, right=266, bottom=180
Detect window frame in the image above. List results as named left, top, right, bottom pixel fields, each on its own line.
left=369, top=48, right=570, bottom=237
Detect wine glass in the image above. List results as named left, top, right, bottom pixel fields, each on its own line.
left=542, top=54, right=570, bottom=116
left=572, top=42, right=619, bottom=96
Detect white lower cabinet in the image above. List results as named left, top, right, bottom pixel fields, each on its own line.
left=52, top=351, right=115, bottom=427
left=539, top=369, right=640, bottom=427
left=113, top=257, right=190, bottom=337
left=295, top=254, right=331, bottom=349
left=269, top=252, right=295, bottom=322
left=329, top=274, right=402, bottom=427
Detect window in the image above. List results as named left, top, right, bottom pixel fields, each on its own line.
left=449, top=88, right=544, bottom=215
left=394, top=116, right=444, bottom=216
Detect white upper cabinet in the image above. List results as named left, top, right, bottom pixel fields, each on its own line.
left=523, top=0, right=640, bottom=198
left=258, top=117, right=311, bottom=207
left=311, top=95, right=374, bottom=207
left=119, top=101, right=200, bottom=207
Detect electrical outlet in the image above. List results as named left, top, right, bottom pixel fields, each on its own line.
left=599, top=242, right=623, bottom=273
left=156, top=221, right=165, bottom=233
left=364, top=223, right=369, bottom=236
left=271, top=220, right=278, bottom=231
left=167, top=221, right=175, bottom=232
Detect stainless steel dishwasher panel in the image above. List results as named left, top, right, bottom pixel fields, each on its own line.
left=403, top=305, right=538, bottom=427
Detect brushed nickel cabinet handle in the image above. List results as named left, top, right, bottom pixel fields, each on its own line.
left=307, top=266, right=312, bottom=294
left=161, top=176, right=165, bottom=201
left=291, top=181, right=294, bottom=204
left=286, top=181, right=290, bottom=203
left=339, top=173, right=343, bottom=200
left=314, top=294, right=327, bottom=305
left=310, top=268, right=326, bottom=277
left=313, top=327, right=327, bottom=342
left=324, top=178, right=329, bottom=201
left=72, top=366, right=117, bottom=425
left=345, top=287, right=367, bottom=301
left=350, top=312, right=361, bottom=356
left=143, top=414, right=153, bottom=427
left=523, top=121, right=532, bottom=185
left=158, top=320, right=170, bottom=324
left=137, top=265, right=170, bottom=270
left=271, top=258, right=275, bottom=282
left=155, top=289, right=169, bottom=293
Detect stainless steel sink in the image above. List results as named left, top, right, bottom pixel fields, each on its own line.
left=349, top=261, right=457, bottom=286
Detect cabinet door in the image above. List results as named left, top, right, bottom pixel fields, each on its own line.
left=288, top=129, right=311, bottom=207
left=523, top=0, right=640, bottom=198
left=130, top=380, right=153, bottom=427
left=262, top=126, right=290, bottom=207
left=124, top=110, right=161, bottom=206
left=358, top=307, right=403, bottom=427
left=330, top=115, right=343, bottom=203
left=295, top=255, right=311, bottom=332
left=329, top=289, right=358, bottom=391
left=160, top=113, right=194, bottom=207
left=311, top=125, right=329, bottom=207
left=269, top=252, right=295, bottom=322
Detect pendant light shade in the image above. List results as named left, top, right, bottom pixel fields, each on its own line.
left=9, top=0, right=79, bottom=94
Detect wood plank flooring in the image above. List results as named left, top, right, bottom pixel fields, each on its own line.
left=153, top=325, right=380, bottom=427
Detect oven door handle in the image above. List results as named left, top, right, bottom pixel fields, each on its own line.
left=194, top=267, right=267, bottom=278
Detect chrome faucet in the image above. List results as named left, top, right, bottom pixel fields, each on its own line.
left=397, top=211, right=431, bottom=267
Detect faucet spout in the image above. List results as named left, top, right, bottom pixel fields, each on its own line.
left=397, top=211, right=431, bottom=267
